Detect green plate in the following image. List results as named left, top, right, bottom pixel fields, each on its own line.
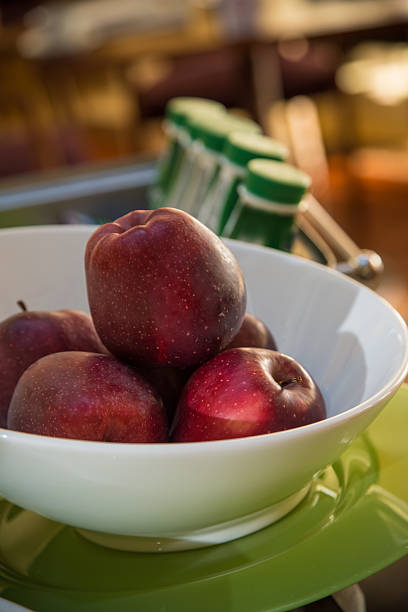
left=1, top=385, right=407, bottom=612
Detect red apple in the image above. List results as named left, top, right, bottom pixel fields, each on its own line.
left=85, top=208, right=246, bottom=367
left=0, top=303, right=107, bottom=428
left=139, top=364, right=193, bottom=423
left=7, top=352, right=168, bottom=442
left=224, top=313, right=277, bottom=351
left=171, top=348, right=326, bottom=442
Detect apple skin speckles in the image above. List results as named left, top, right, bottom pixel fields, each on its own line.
left=171, top=348, right=326, bottom=442
left=8, top=352, right=168, bottom=443
left=85, top=208, right=246, bottom=368
left=0, top=308, right=107, bottom=428
left=223, top=313, right=277, bottom=352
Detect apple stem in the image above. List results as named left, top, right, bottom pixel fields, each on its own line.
left=17, top=300, right=27, bottom=312
left=279, top=376, right=303, bottom=388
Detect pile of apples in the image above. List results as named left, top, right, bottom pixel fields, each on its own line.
left=1, top=208, right=326, bottom=443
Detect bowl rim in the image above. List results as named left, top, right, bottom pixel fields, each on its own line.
left=1, top=224, right=407, bottom=453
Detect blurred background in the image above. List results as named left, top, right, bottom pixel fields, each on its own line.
left=1, top=3, right=408, bottom=610
left=0, top=0, right=408, bottom=321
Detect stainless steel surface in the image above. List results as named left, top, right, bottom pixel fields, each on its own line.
left=300, top=194, right=384, bottom=285
left=336, top=250, right=385, bottom=283
left=0, top=158, right=155, bottom=227
left=0, top=158, right=383, bottom=288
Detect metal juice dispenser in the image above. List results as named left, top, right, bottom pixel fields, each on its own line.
left=166, top=105, right=227, bottom=210
left=149, top=97, right=225, bottom=209
left=223, top=159, right=310, bottom=252
left=199, top=132, right=288, bottom=233
left=180, top=114, right=261, bottom=217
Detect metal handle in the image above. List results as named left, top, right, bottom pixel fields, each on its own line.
left=299, top=194, right=384, bottom=285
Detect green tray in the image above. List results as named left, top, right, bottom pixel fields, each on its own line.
left=1, top=385, right=407, bottom=612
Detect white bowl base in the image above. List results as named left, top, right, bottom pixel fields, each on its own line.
left=77, top=483, right=311, bottom=552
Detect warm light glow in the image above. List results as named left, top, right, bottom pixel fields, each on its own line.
left=336, top=45, right=408, bottom=106
left=277, top=38, right=309, bottom=62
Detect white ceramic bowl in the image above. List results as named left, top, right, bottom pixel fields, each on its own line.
left=0, top=225, right=407, bottom=552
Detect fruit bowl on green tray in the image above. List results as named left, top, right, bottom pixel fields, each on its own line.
left=0, top=225, right=406, bottom=556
